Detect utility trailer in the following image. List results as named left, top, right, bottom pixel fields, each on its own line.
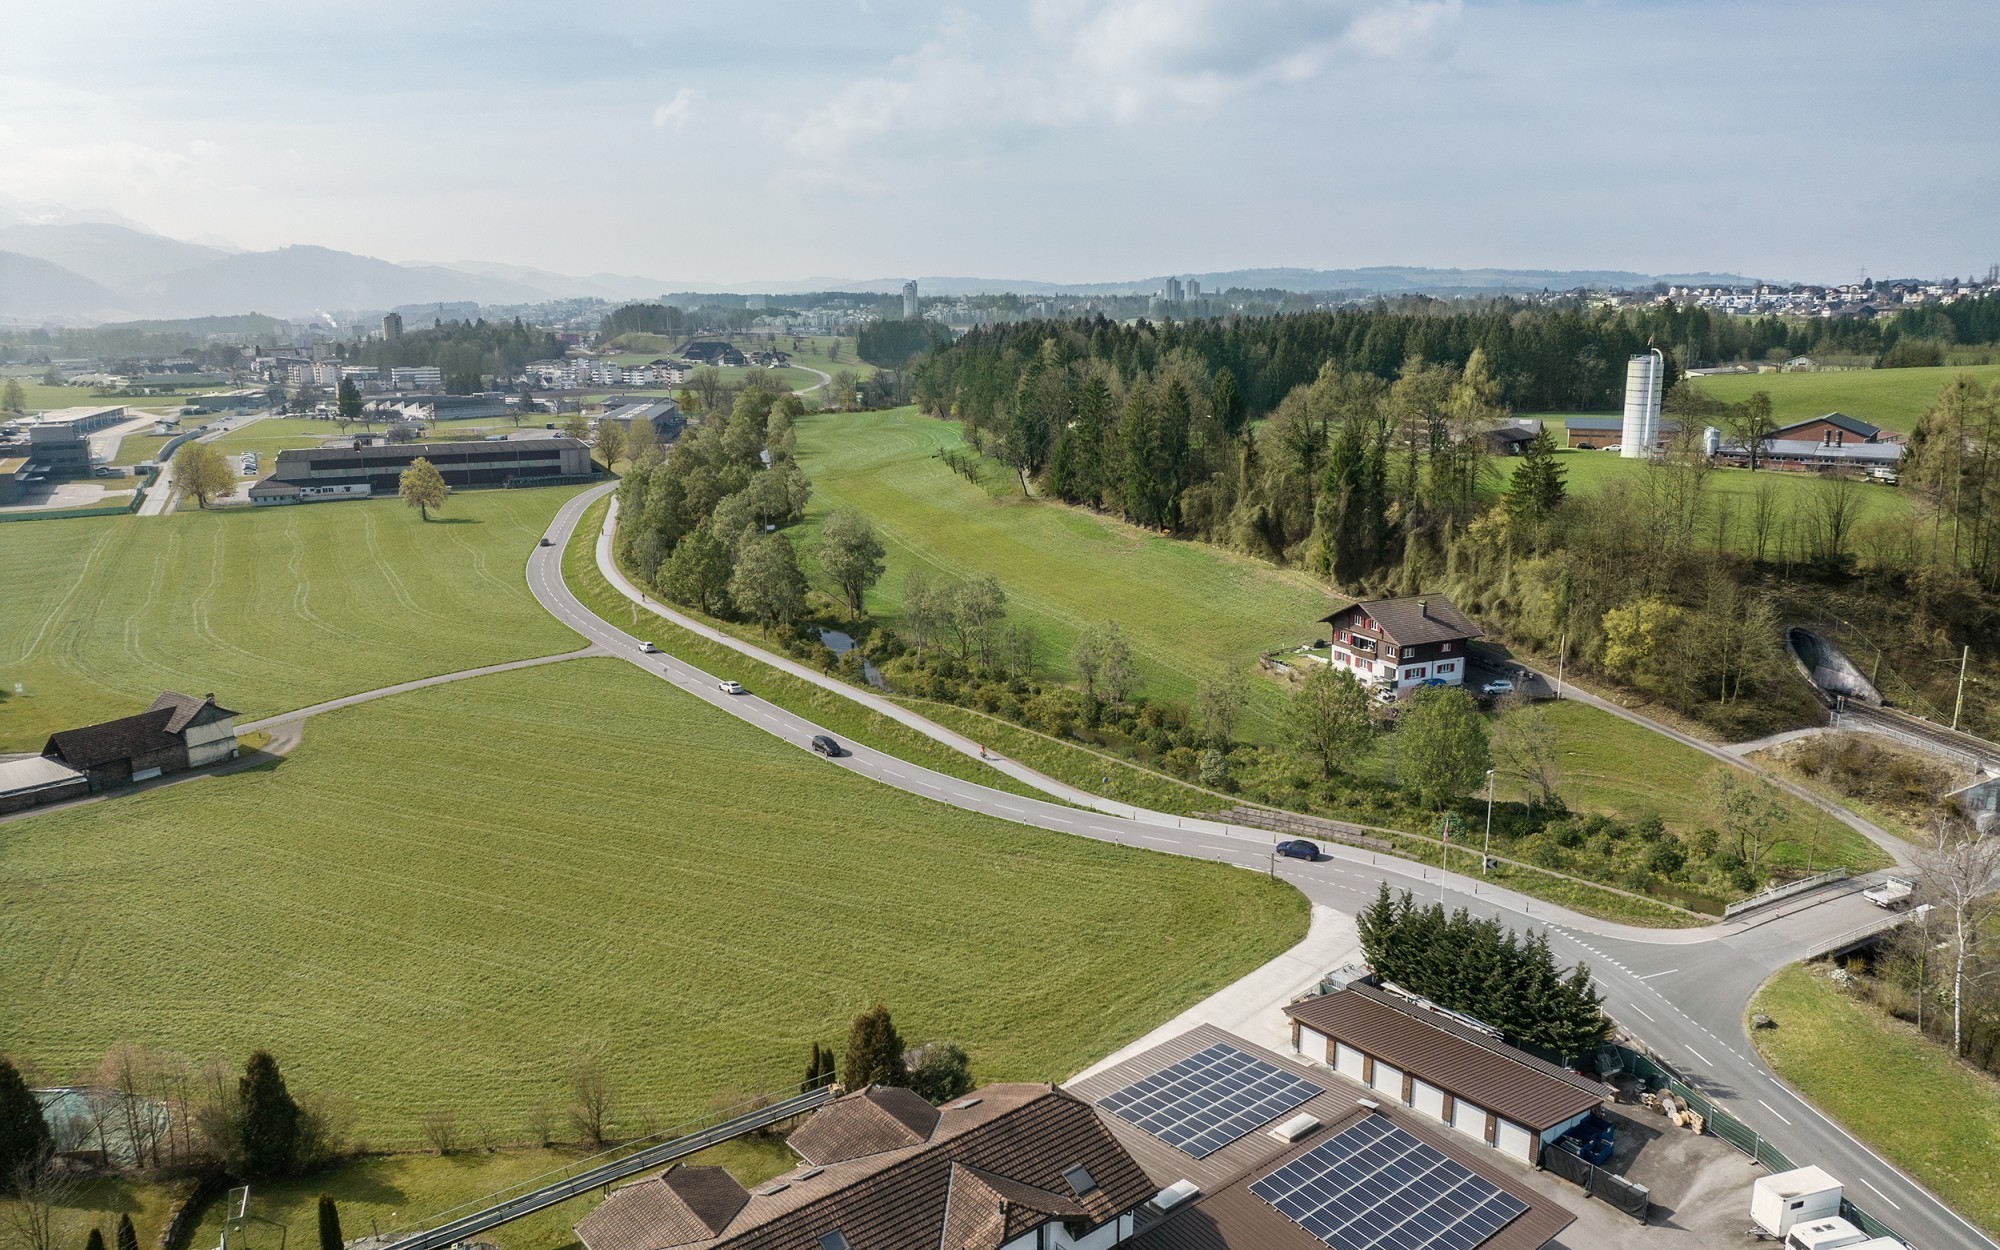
left=1863, top=877, right=1914, bottom=908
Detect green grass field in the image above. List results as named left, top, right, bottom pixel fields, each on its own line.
left=1499, top=448, right=1911, bottom=547
left=794, top=406, right=1336, bottom=741
left=0, top=657, right=1307, bottom=1146
left=203, top=416, right=349, bottom=464
left=110, top=426, right=195, bottom=466
left=1694, top=364, right=2000, bottom=435
left=0, top=488, right=584, bottom=751
left=1751, top=964, right=2000, bottom=1238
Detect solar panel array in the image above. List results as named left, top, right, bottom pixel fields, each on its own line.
left=1097, top=1043, right=1320, bottom=1158
left=1250, top=1116, right=1527, bottom=1250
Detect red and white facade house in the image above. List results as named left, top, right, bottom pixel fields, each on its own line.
left=1320, top=594, right=1483, bottom=693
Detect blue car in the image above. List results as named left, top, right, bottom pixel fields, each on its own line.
left=1275, top=839, right=1320, bottom=861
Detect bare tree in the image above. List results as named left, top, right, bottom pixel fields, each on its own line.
left=567, top=1049, right=616, bottom=1147
left=525, top=1101, right=556, bottom=1148
left=1802, top=472, right=1863, bottom=567
left=5, top=1161, right=83, bottom=1250
left=1492, top=696, right=1561, bottom=808
left=416, top=1110, right=459, bottom=1156
left=1914, top=816, right=2000, bottom=1057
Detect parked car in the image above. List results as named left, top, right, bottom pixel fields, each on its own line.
left=92, top=466, right=121, bottom=477
left=810, top=734, right=842, bottom=757
left=1479, top=678, right=1516, bottom=697
left=718, top=679, right=745, bottom=695
left=639, top=641, right=658, bottom=653
left=1275, top=839, right=1320, bottom=861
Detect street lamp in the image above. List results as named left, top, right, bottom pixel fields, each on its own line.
left=1483, top=768, right=1495, bottom=876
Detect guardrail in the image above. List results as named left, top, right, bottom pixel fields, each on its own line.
left=374, top=1085, right=835, bottom=1250
left=1796, top=908, right=1927, bottom=963
left=1722, top=868, right=1850, bottom=918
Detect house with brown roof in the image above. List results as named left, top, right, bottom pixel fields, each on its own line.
left=41, top=691, right=239, bottom=791
left=575, top=1082, right=1155, bottom=1250
left=1318, top=595, right=1481, bottom=694
left=1282, top=985, right=1612, bottom=1167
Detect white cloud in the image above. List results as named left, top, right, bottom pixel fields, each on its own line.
left=653, top=87, right=699, bottom=130
left=780, top=0, right=1462, bottom=160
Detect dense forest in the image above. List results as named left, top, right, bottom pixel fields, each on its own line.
left=857, top=318, right=952, bottom=369
left=906, top=306, right=2000, bottom=738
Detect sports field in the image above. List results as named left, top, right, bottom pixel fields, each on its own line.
left=0, top=657, right=1307, bottom=1146
left=793, top=406, right=1337, bottom=741
left=0, top=488, right=584, bottom=751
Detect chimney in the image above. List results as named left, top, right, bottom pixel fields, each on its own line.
left=205, top=693, right=215, bottom=703
left=1418, top=599, right=1429, bottom=619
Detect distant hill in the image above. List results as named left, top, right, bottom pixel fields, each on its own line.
left=421, top=260, right=671, bottom=302
left=760, top=266, right=1762, bottom=298
left=128, top=246, right=554, bottom=319
left=0, top=252, right=129, bottom=320
left=0, top=222, right=226, bottom=288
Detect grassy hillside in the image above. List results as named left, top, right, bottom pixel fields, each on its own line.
left=1692, top=363, right=2000, bottom=435
left=1751, top=964, right=2000, bottom=1238
left=0, top=657, right=1307, bottom=1146
left=0, top=488, right=584, bottom=750
left=794, top=406, right=1336, bottom=741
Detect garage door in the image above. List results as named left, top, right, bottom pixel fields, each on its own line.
left=1495, top=1119, right=1534, bottom=1162
left=1451, top=1099, right=1488, bottom=1142
left=1411, top=1079, right=1446, bottom=1122
left=1370, top=1061, right=1404, bottom=1101
left=1299, top=1026, right=1330, bottom=1063
left=1334, top=1042, right=1367, bottom=1083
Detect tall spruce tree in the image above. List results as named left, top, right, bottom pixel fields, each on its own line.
left=237, top=1051, right=303, bottom=1178
left=843, top=1006, right=909, bottom=1090
left=0, top=1057, right=52, bottom=1190
left=1504, top=427, right=1567, bottom=533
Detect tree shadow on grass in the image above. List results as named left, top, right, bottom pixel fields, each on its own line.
left=426, top=517, right=481, bottom=525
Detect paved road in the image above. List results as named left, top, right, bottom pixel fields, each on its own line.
left=524, top=483, right=1989, bottom=1250
left=137, top=408, right=272, bottom=516
left=793, top=364, right=832, bottom=396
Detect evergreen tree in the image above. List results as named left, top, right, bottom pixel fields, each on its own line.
left=1210, top=367, right=1244, bottom=438
left=117, top=1215, right=138, bottom=1250
left=1504, top=427, right=1567, bottom=533
left=843, top=1005, right=909, bottom=1089
left=335, top=377, right=364, bottom=427
left=236, top=1050, right=303, bottom=1178
left=0, top=1057, right=52, bottom=1190
left=317, top=1196, right=343, bottom=1250
left=801, top=1043, right=837, bottom=1094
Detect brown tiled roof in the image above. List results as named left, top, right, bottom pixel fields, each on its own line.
left=44, top=709, right=181, bottom=769
left=939, top=1163, right=1087, bottom=1250
left=576, top=1166, right=749, bottom=1249
left=1321, top=594, right=1482, bottom=646
left=577, top=1085, right=1153, bottom=1250
left=1283, top=986, right=1609, bottom=1131
left=786, top=1085, right=940, bottom=1165
left=147, top=691, right=237, bottom=733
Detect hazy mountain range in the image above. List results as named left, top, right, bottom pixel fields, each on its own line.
left=0, top=216, right=1761, bottom=326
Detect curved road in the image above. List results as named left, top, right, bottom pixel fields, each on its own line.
left=525, top=483, right=1988, bottom=1250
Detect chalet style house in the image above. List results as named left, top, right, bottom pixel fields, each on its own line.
left=1320, top=595, right=1482, bottom=693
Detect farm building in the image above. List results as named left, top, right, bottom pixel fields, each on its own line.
left=1071, top=1024, right=1576, bottom=1250
left=1563, top=415, right=1682, bottom=449
left=41, top=691, right=239, bottom=791
left=1319, top=594, right=1481, bottom=693
left=0, top=754, right=89, bottom=814
left=1282, top=984, right=1612, bottom=1168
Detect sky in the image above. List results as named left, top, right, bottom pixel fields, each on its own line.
left=2, top=0, right=1995, bottom=286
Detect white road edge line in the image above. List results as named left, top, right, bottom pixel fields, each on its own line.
left=1685, top=1044, right=1711, bottom=1065
left=1860, top=1178, right=1901, bottom=1209
left=1756, top=1098, right=1793, bottom=1126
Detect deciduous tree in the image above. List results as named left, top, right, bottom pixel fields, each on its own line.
left=1396, top=686, right=1490, bottom=811
left=1284, top=666, right=1372, bottom=779
left=1492, top=698, right=1560, bottom=809
left=171, top=443, right=237, bottom=510
left=595, top=419, right=627, bottom=468
left=819, top=508, right=886, bottom=618
left=398, top=456, right=448, bottom=521
left=729, top=531, right=808, bottom=633
left=663, top=525, right=734, bottom=614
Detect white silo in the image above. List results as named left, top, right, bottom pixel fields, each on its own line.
left=1620, top=350, right=1664, bottom=458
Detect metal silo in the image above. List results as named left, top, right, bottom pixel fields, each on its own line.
left=1620, top=350, right=1663, bottom=458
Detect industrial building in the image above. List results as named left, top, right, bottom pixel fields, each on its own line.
left=600, top=397, right=683, bottom=443
left=248, top=436, right=592, bottom=504
left=0, top=406, right=128, bottom=480
left=1564, top=414, right=1679, bottom=450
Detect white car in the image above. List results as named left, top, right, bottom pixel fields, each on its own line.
left=1480, top=678, right=1516, bottom=696
left=718, top=679, right=746, bottom=695
left=639, top=641, right=658, bottom=653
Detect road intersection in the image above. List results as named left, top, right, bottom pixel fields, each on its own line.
left=526, top=482, right=1990, bottom=1250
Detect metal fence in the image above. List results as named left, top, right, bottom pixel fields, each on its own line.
left=1541, top=1141, right=1651, bottom=1220
left=1723, top=868, right=1849, bottom=918
left=1606, top=1044, right=1907, bottom=1244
